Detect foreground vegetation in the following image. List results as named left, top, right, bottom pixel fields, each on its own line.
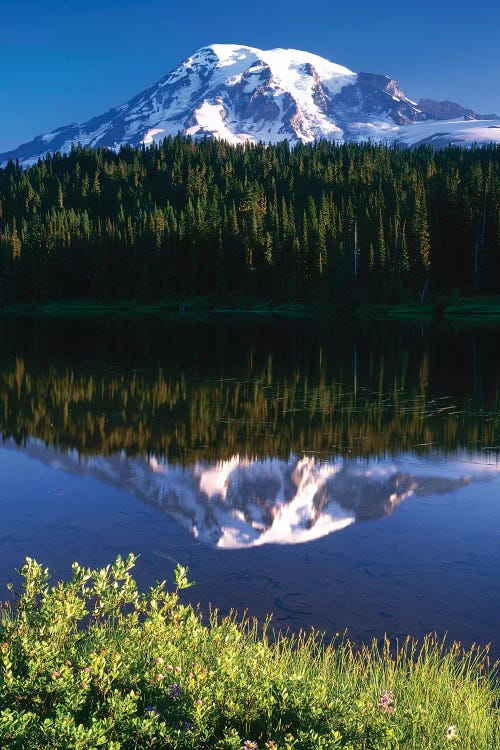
left=1, top=139, right=500, bottom=307
left=1, top=555, right=498, bottom=749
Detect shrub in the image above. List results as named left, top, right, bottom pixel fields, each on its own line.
left=0, top=554, right=498, bottom=749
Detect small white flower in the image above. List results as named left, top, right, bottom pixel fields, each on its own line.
left=446, top=725, right=457, bottom=741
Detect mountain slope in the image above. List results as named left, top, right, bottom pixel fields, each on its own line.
left=2, top=43, right=499, bottom=167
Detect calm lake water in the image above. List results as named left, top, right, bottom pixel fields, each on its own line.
left=0, top=315, right=499, bottom=656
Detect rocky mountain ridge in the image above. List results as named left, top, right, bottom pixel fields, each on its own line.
left=1, top=43, right=499, bottom=167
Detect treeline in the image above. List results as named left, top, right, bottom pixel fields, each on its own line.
left=0, top=138, right=500, bottom=304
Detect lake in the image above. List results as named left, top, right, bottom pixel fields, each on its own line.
left=0, top=314, right=499, bottom=657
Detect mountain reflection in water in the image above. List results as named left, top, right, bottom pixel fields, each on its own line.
left=8, top=440, right=496, bottom=549
left=2, top=318, right=500, bottom=654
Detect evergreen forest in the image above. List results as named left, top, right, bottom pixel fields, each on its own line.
left=1, top=138, right=500, bottom=305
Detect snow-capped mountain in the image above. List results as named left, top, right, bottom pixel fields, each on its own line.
left=2, top=43, right=500, bottom=167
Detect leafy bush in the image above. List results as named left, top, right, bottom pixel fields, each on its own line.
left=0, top=554, right=498, bottom=749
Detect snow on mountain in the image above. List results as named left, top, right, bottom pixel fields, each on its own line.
left=396, top=118, right=500, bottom=148
left=1, top=43, right=499, bottom=167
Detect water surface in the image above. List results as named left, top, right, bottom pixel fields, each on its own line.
left=0, top=316, right=498, bottom=654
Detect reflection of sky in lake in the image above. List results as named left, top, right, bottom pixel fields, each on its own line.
left=1, top=440, right=499, bottom=656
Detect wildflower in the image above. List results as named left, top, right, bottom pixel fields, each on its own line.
left=380, top=689, right=395, bottom=713
left=195, top=698, right=203, bottom=706
left=50, top=671, right=60, bottom=679
left=188, top=671, right=194, bottom=679
left=447, top=725, right=457, bottom=741
left=243, top=741, right=258, bottom=750
left=82, top=667, right=91, bottom=674
left=156, top=673, right=165, bottom=681
left=166, top=664, right=174, bottom=671
left=169, top=683, right=181, bottom=700
left=180, top=720, right=194, bottom=731
left=144, top=705, right=160, bottom=718
left=64, top=660, right=72, bottom=667
left=175, top=665, right=182, bottom=673
left=81, top=682, right=88, bottom=689
left=156, top=656, right=164, bottom=665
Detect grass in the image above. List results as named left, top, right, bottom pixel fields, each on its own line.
left=358, top=296, right=500, bottom=322
left=444, top=296, right=500, bottom=320
left=0, top=297, right=316, bottom=320
left=0, top=554, right=498, bottom=749
left=357, top=304, right=435, bottom=321
left=0, top=299, right=204, bottom=318
left=4, top=294, right=500, bottom=323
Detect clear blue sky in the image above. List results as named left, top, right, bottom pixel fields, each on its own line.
left=1, top=0, right=499, bottom=151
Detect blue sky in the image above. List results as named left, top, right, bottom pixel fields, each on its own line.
left=1, top=0, right=499, bottom=152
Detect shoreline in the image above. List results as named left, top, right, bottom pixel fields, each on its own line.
left=2, top=296, right=500, bottom=322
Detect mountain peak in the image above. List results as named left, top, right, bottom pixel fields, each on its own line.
left=2, top=44, right=500, bottom=167
left=196, top=43, right=258, bottom=62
